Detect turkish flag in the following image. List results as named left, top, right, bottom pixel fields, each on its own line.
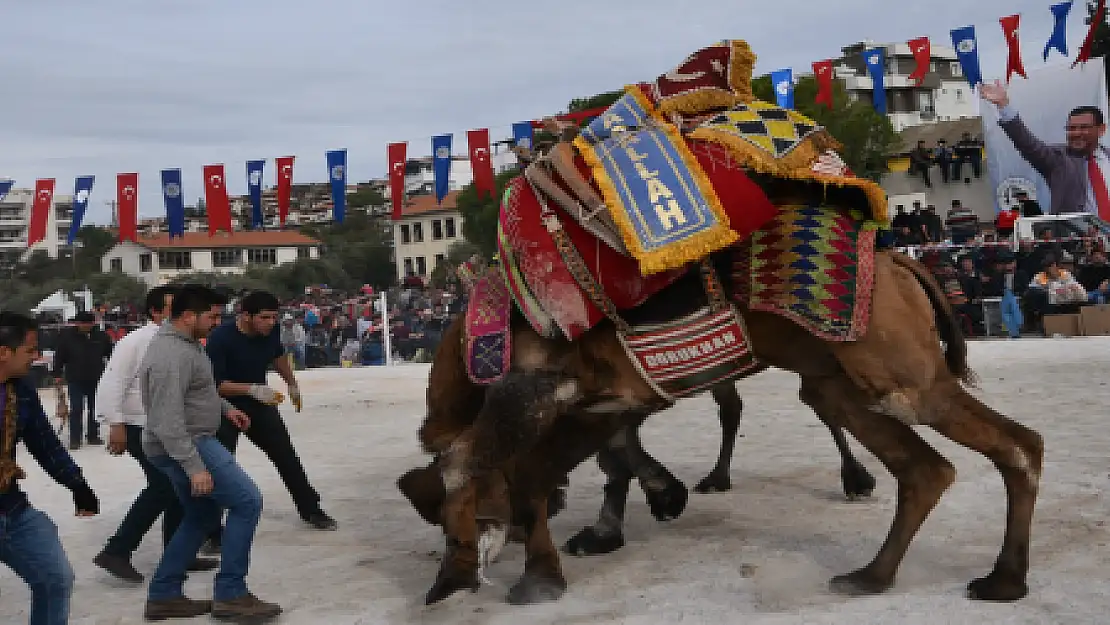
left=27, top=179, right=55, bottom=248
left=907, top=37, right=931, bottom=85
left=999, top=15, right=1027, bottom=81
left=275, top=156, right=294, bottom=227
left=387, top=142, right=407, bottom=220
left=812, top=60, right=834, bottom=109
left=116, top=173, right=138, bottom=242
left=467, top=128, right=495, bottom=199
left=203, top=164, right=232, bottom=235
left=1075, top=0, right=1106, bottom=67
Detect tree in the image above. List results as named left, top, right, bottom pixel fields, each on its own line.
left=347, top=186, right=387, bottom=210
left=751, top=74, right=899, bottom=182
left=456, top=169, right=519, bottom=258
left=568, top=89, right=623, bottom=113
left=1085, top=0, right=1110, bottom=84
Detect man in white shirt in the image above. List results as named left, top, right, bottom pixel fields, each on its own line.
left=92, top=286, right=219, bottom=582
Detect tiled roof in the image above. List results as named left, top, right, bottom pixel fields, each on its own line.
left=398, top=191, right=460, bottom=217
left=129, top=230, right=320, bottom=250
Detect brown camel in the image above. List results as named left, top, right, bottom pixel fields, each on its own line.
left=412, top=194, right=1044, bottom=606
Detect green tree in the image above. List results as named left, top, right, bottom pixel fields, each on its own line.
left=568, top=89, right=623, bottom=113
left=751, top=74, right=898, bottom=181
left=1085, top=0, right=1110, bottom=83
left=347, top=186, right=387, bottom=210
left=456, top=169, right=519, bottom=258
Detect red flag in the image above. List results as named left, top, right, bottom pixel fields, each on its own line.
left=1075, top=0, right=1106, bottom=68
left=203, top=164, right=232, bottom=235
left=116, top=173, right=138, bottom=242
left=812, top=60, right=834, bottom=109
left=27, top=179, right=55, bottom=248
left=275, top=156, right=294, bottom=227
left=467, top=129, right=495, bottom=199
left=528, top=105, right=611, bottom=128
left=906, top=37, right=931, bottom=85
left=999, top=15, right=1027, bottom=81
left=387, top=142, right=407, bottom=220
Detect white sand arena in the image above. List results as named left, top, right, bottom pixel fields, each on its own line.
left=3, top=337, right=1109, bottom=624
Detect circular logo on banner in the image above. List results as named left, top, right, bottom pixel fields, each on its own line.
left=996, top=176, right=1036, bottom=210
left=331, top=165, right=344, bottom=180
left=776, top=80, right=790, bottom=96
left=867, top=54, right=880, bottom=66
left=516, top=137, right=531, bottom=149
left=958, top=38, right=976, bottom=54
left=164, top=183, right=181, bottom=198
left=248, top=170, right=262, bottom=186
left=75, top=189, right=90, bottom=204
left=435, top=146, right=450, bottom=159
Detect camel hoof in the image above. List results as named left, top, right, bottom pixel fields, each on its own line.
left=424, top=571, right=478, bottom=605
left=966, top=572, right=1028, bottom=602
left=841, top=462, right=877, bottom=500
left=828, top=569, right=893, bottom=596
left=694, top=472, right=732, bottom=494
left=563, top=528, right=625, bottom=556
left=645, top=482, right=688, bottom=521
left=507, top=574, right=567, bottom=605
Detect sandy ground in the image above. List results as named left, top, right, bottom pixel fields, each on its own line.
left=2, top=337, right=1109, bottom=624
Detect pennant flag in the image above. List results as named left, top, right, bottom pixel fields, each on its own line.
left=275, top=156, right=294, bottom=228
left=770, top=68, right=794, bottom=109
left=1074, top=0, right=1105, bottom=67
left=812, top=60, right=834, bottom=109
left=863, top=47, right=887, bottom=114
left=511, top=121, right=534, bottom=150
left=161, top=169, right=185, bottom=239
left=0, top=180, right=12, bottom=202
left=950, top=25, right=983, bottom=87
left=387, top=141, right=407, bottom=220
left=1044, top=1, right=1073, bottom=61
left=467, top=128, right=495, bottom=199
left=431, top=134, right=452, bottom=204
left=202, top=164, right=232, bottom=235
left=1000, top=15, right=1028, bottom=82
left=326, top=149, right=347, bottom=224
left=907, top=36, right=931, bottom=85
left=66, top=175, right=95, bottom=245
left=246, top=159, right=265, bottom=229
left=116, top=173, right=139, bottom=243
left=27, top=179, right=55, bottom=248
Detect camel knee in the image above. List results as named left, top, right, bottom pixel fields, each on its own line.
left=869, top=390, right=923, bottom=426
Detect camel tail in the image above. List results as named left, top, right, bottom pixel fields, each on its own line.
left=889, top=251, right=978, bottom=387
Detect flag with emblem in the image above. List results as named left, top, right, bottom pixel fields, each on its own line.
left=66, top=175, right=95, bottom=245
left=432, top=134, right=452, bottom=204
left=246, top=159, right=265, bottom=229
left=275, top=156, right=294, bottom=228
left=950, top=25, right=982, bottom=87
left=161, top=169, right=186, bottom=238
left=27, top=179, right=55, bottom=248
left=0, top=180, right=11, bottom=202
left=1000, top=15, right=1027, bottom=82
left=388, top=142, right=407, bottom=220
left=326, top=149, right=347, bottom=224
left=1044, top=1, right=1072, bottom=61
left=117, top=173, right=139, bottom=243
left=770, top=68, right=794, bottom=109
left=863, top=47, right=886, bottom=114
left=1074, top=0, right=1105, bottom=67
left=467, top=128, right=495, bottom=199
left=812, top=60, right=833, bottom=109
left=511, top=121, right=533, bottom=151
left=202, top=164, right=232, bottom=235
left=907, top=37, right=931, bottom=85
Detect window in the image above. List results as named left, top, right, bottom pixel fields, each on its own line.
left=139, top=253, right=153, bottom=272
left=445, top=217, right=456, bottom=238
left=213, top=249, right=243, bottom=267
left=955, top=88, right=965, bottom=103
left=403, top=257, right=414, bottom=276
left=435, top=253, right=445, bottom=269
left=246, top=248, right=276, bottom=265
left=432, top=219, right=443, bottom=240
left=929, top=61, right=937, bottom=73
left=400, top=224, right=411, bottom=244
left=158, top=250, right=192, bottom=270
left=298, top=246, right=311, bottom=259
left=413, top=223, right=424, bottom=243
left=415, top=256, right=427, bottom=276
left=950, top=62, right=962, bottom=77
left=109, top=258, right=123, bottom=272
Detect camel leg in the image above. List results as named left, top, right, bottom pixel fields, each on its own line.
left=622, top=423, right=690, bottom=522
left=799, top=375, right=956, bottom=595
left=695, top=383, right=743, bottom=494
left=507, top=495, right=567, bottom=604
left=820, top=416, right=877, bottom=500
left=563, top=431, right=634, bottom=556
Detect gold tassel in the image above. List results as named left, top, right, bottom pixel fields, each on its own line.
left=728, top=40, right=757, bottom=102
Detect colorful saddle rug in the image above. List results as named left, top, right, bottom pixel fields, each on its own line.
left=732, top=204, right=882, bottom=341
left=462, top=264, right=512, bottom=385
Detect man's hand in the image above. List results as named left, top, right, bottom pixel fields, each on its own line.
left=72, top=482, right=99, bottom=517
left=226, top=408, right=250, bottom=431
left=980, top=80, right=1009, bottom=108
left=288, top=384, right=302, bottom=412
left=191, top=471, right=214, bottom=496
left=107, top=423, right=127, bottom=455
left=248, top=384, right=284, bottom=405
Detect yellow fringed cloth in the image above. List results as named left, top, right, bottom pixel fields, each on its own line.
left=0, top=382, right=26, bottom=492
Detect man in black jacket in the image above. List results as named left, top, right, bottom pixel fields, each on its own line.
left=52, top=311, right=114, bottom=449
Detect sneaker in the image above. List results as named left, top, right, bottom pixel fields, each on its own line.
left=200, top=537, right=221, bottom=556
left=143, top=596, right=213, bottom=621
left=187, top=556, right=219, bottom=571
left=303, top=510, right=338, bottom=531
left=93, top=551, right=144, bottom=583
left=211, top=593, right=282, bottom=620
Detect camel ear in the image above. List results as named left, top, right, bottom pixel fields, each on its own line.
left=397, top=464, right=446, bottom=526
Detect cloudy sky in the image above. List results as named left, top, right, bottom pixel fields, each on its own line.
left=0, top=0, right=1092, bottom=223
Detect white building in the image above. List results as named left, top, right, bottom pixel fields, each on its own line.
left=101, top=230, right=321, bottom=286
left=392, top=191, right=465, bottom=282
left=393, top=145, right=518, bottom=200
left=0, top=187, right=76, bottom=260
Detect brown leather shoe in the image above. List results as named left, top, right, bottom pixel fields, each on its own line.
left=143, top=596, right=212, bottom=621
left=211, top=593, right=282, bottom=620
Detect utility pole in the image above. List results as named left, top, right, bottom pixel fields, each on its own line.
left=106, top=200, right=118, bottom=229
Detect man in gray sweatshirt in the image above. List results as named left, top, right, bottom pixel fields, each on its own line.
left=139, top=285, right=281, bottom=622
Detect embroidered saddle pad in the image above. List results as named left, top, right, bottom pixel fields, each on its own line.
left=463, top=266, right=512, bottom=384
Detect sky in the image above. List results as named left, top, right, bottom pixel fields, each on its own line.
left=0, top=0, right=1094, bottom=224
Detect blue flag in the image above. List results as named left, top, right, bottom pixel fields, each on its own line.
left=511, top=121, right=534, bottom=151
left=326, top=149, right=347, bottom=224
left=0, top=179, right=12, bottom=203
left=770, top=68, right=794, bottom=109
left=1045, top=1, right=1073, bottom=61
left=161, top=169, right=185, bottom=238
left=246, top=159, right=265, bottom=229
left=863, top=48, right=886, bottom=114
left=951, top=25, right=983, bottom=87
left=66, top=175, right=95, bottom=245
left=431, top=134, right=452, bottom=204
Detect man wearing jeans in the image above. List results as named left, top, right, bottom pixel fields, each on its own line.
left=52, top=311, right=114, bottom=449
left=0, top=311, right=100, bottom=625
left=139, top=285, right=281, bottom=621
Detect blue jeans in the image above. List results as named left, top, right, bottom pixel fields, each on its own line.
left=0, top=506, right=75, bottom=625
left=1001, top=289, right=1024, bottom=338
left=67, top=381, right=99, bottom=443
left=148, top=436, right=263, bottom=602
